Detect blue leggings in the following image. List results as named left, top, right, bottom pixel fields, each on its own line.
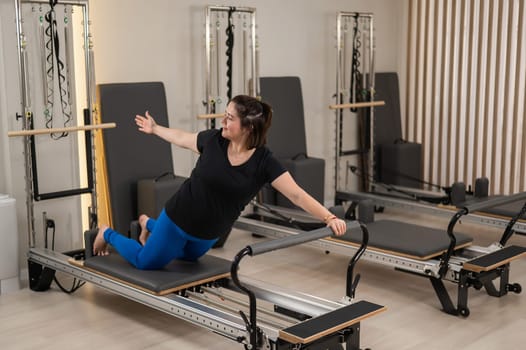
left=103, top=209, right=218, bottom=270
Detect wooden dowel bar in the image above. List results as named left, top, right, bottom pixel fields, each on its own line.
left=197, top=113, right=225, bottom=119
left=328, top=100, right=386, bottom=110
left=7, top=122, right=117, bottom=137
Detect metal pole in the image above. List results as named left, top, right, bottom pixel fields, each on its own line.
left=15, top=0, right=37, bottom=248
left=335, top=13, right=342, bottom=197
left=205, top=6, right=212, bottom=117
left=250, top=10, right=257, bottom=97
left=82, top=1, right=98, bottom=228
left=368, top=16, right=375, bottom=192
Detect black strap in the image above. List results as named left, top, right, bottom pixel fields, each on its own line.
left=349, top=14, right=362, bottom=113
left=44, top=0, right=72, bottom=139
left=225, top=7, right=236, bottom=101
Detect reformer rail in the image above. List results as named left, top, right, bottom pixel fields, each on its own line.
left=336, top=190, right=526, bottom=233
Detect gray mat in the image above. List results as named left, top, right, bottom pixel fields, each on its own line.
left=483, top=200, right=526, bottom=219
left=83, top=254, right=231, bottom=295
left=335, top=220, right=473, bottom=260
left=455, top=195, right=526, bottom=219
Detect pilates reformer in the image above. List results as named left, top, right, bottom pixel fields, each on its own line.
left=329, top=13, right=526, bottom=235
left=330, top=13, right=526, bottom=236
left=28, top=221, right=385, bottom=350
left=235, top=192, right=526, bottom=317
left=336, top=177, right=526, bottom=235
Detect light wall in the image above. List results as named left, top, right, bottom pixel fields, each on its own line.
left=0, top=0, right=406, bottom=274
left=89, top=0, right=406, bottom=193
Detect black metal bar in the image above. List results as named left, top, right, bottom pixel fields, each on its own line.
left=346, top=323, right=360, bottom=350
left=429, top=277, right=458, bottom=316
left=499, top=201, right=526, bottom=246
left=84, top=108, right=94, bottom=190
left=439, top=209, right=465, bottom=277
left=346, top=222, right=369, bottom=299
left=29, top=108, right=95, bottom=202
left=36, top=187, right=93, bottom=201
left=478, top=267, right=508, bottom=297
left=29, top=116, right=41, bottom=200
left=340, top=149, right=367, bottom=156
left=230, top=247, right=258, bottom=349
left=457, top=270, right=469, bottom=315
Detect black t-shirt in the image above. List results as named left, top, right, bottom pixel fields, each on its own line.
left=165, top=128, right=286, bottom=240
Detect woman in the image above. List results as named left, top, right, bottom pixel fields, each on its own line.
left=93, top=95, right=346, bottom=269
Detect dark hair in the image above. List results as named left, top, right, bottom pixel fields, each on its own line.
left=230, top=95, right=272, bottom=149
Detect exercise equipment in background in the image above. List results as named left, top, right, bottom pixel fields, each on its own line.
left=237, top=194, right=526, bottom=317
left=202, top=5, right=258, bottom=124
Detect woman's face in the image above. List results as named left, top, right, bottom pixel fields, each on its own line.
left=221, top=102, right=247, bottom=141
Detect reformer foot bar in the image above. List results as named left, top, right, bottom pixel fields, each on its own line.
left=235, top=197, right=526, bottom=317
left=27, top=222, right=385, bottom=350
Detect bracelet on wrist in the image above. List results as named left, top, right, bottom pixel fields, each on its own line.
left=323, top=214, right=337, bottom=224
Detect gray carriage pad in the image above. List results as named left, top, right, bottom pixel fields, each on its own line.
left=484, top=201, right=526, bottom=219
left=82, top=254, right=231, bottom=295
left=333, top=220, right=473, bottom=260
left=456, top=195, right=526, bottom=219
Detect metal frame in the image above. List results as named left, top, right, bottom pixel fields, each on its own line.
left=334, top=12, right=375, bottom=195
left=14, top=0, right=97, bottom=247
left=27, top=241, right=379, bottom=349
left=204, top=5, right=258, bottom=123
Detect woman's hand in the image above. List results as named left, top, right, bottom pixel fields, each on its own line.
left=135, top=111, right=156, bottom=134
left=326, top=216, right=347, bottom=236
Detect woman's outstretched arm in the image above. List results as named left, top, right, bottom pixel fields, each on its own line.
left=271, top=172, right=347, bottom=236
left=135, top=111, right=198, bottom=153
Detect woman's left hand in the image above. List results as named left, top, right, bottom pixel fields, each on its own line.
left=327, top=217, right=347, bottom=236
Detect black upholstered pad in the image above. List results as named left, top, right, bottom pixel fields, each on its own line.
left=260, top=76, right=307, bottom=159
left=333, top=220, right=473, bottom=260
left=456, top=195, right=526, bottom=219
left=82, top=254, right=230, bottom=295
left=481, top=200, right=526, bottom=219
left=97, top=82, right=174, bottom=234
left=374, top=73, right=403, bottom=145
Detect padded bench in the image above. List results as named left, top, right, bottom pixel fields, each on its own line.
left=330, top=220, right=473, bottom=260
left=74, top=254, right=230, bottom=296
left=69, top=229, right=231, bottom=295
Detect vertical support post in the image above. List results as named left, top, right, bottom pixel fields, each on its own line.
left=83, top=1, right=98, bottom=229
left=333, top=12, right=376, bottom=197
left=15, top=0, right=36, bottom=248
left=204, top=6, right=212, bottom=129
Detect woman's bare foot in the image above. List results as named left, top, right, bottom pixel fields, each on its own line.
left=93, top=225, right=109, bottom=256
left=138, top=214, right=150, bottom=246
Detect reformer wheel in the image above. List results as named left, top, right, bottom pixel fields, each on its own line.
left=507, top=283, right=522, bottom=294
left=458, top=307, right=470, bottom=317
left=472, top=281, right=483, bottom=290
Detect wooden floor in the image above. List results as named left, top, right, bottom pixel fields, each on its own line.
left=1, top=208, right=525, bottom=349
